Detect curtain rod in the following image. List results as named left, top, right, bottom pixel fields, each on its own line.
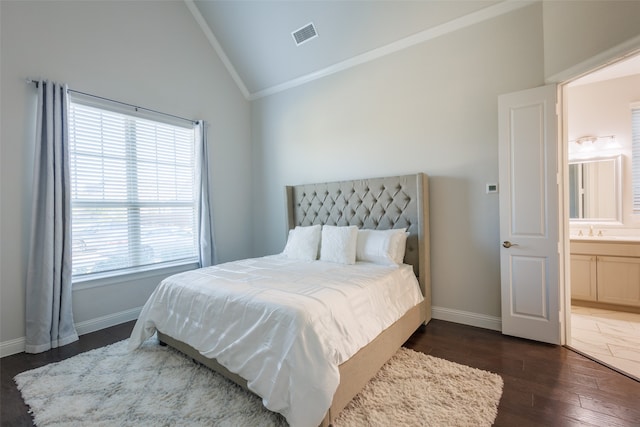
left=26, top=78, right=198, bottom=126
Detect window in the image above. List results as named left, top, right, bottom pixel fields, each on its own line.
left=69, top=95, right=199, bottom=279
left=632, top=104, right=640, bottom=212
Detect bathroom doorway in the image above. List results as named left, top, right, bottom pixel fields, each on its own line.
left=565, top=53, right=640, bottom=381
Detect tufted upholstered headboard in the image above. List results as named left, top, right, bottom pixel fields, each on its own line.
left=285, top=173, right=430, bottom=299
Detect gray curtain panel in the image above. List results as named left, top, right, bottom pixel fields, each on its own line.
left=25, top=81, right=78, bottom=353
left=196, top=120, right=217, bottom=267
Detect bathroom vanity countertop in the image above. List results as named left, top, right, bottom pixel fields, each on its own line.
left=571, top=238, right=640, bottom=257
left=570, top=236, right=640, bottom=243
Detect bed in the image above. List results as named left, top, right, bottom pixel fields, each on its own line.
left=128, top=173, right=431, bottom=427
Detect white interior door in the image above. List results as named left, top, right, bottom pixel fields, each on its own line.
left=498, top=84, right=561, bottom=345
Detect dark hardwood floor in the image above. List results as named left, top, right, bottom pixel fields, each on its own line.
left=1, top=322, right=134, bottom=427
left=2, top=319, right=639, bottom=426
left=405, top=320, right=640, bottom=426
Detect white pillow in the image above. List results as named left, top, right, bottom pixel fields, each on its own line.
left=282, top=225, right=321, bottom=261
left=356, top=228, right=408, bottom=265
left=320, top=225, right=359, bottom=264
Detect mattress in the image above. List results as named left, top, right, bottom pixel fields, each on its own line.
left=128, top=255, right=423, bottom=427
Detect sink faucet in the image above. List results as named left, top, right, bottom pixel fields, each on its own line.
left=589, top=225, right=594, bottom=236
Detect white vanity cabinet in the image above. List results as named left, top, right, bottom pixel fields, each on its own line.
left=570, top=240, right=640, bottom=308
left=596, top=256, right=640, bottom=306
left=570, top=254, right=597, bottom=301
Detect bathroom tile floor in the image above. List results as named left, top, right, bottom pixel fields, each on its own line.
left=571, top=305, right=640, bottom=381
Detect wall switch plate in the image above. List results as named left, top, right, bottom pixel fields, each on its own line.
left=486, top=183, right=498, bottom=194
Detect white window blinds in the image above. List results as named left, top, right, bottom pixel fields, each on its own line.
left=633, top=106, right=640, bottom=212
left=69, top=97, right=198, bottom=278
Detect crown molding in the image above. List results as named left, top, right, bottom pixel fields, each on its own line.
left=185, top=0, right=537, bottom=101
left=249, top=0, right=537, bottom=100
left=184, top=0, right=250, bottom=100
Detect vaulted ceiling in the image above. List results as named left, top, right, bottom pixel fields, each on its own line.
left=187, top=0, right=640, bottom=99
left=189, top=0, right=507, bottom=98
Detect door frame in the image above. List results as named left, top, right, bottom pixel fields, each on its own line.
left=553, top=44, right=640, bottom=347
left=559, top=83, right=570, bottom=346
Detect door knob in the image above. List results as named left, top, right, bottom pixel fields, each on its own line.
left=502, top=241, right=517, bottom=248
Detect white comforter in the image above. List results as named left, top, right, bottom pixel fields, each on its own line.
left=128, top=255, right=423, bottom=427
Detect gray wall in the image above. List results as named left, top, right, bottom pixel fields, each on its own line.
left=543, top=1, right=640, bottom=80
left=2, top=0, right=639, bottom=354
left=251, top=4, right=545, bottom=327
left=0, top=1, right=251, bottom=353
left=250, top=2, right=640, bottom=328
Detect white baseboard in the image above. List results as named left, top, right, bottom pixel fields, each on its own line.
left=0, top=307, right=142, bottom=358
left=2, top=305, right=500, bottom=357
left=432, top=306, right=502, bottom=331
left=0, top=337, right=27, bottom=358
left=74, top=307, right=141, bottom=336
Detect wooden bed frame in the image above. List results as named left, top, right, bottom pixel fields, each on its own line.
left=158, top=173, right=431, bottom=426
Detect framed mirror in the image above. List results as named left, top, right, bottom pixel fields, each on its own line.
left=569, top=155, right=621, bottom=222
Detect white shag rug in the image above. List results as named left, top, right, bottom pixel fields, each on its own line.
left=15, top=338, right=503, bottom=426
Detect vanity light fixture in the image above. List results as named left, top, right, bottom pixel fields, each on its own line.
left=571, top=135, right=616, bottom=145
left=575, top=136, right=598, bottom=145
left=569, top=135, right=619, bottom=156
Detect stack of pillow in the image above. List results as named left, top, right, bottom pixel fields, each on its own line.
left=282, top=224, right=408, bottom=265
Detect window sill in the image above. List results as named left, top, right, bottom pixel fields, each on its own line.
left=72, top=261, right=200, bottom=291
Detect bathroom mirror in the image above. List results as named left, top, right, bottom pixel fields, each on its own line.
left=569, top=155, right=621, bottom=222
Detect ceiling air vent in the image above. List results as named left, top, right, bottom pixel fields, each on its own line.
left=292, top=22, right=318, bottom=46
